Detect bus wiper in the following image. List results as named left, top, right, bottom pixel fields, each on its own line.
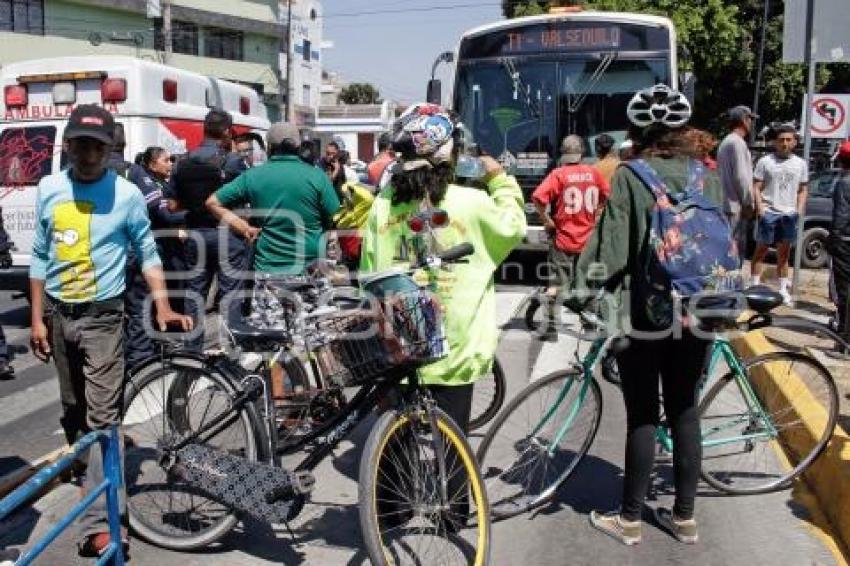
left=566, top=52, right=617, bottom=114
left=501, top=58, right=540, bottom=118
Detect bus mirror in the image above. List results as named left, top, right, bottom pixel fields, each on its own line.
left=680, top=72, right=696, bottom=104
left=426, top=79, right=442, bottom=105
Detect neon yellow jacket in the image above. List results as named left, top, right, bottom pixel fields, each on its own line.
left=359, top=173, right=526, bottom=385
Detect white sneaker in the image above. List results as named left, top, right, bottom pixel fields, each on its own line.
left=780, top=288, right=794, bottom=307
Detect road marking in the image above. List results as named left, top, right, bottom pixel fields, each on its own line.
left=0, top=378, right=59, bottom=425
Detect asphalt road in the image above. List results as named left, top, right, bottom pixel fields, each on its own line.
left=0, top=276, right=840, bottom=565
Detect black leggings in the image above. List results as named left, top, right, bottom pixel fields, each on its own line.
left=615, top=331, right=710, bottom=521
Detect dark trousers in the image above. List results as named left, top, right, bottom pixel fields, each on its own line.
left=47, top=297, right=126, bottom=537
left=615, top=331, right=710, bottom=521
left=183, top=228, right=248, bottom=351
left=124, top=238, right=187, bottom=370
left=0, top=323, right=8, bottom=363
left=831, top=239, right=850, bottom=341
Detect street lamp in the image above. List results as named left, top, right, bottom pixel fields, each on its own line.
left=426, top=51, right=455, bottom=105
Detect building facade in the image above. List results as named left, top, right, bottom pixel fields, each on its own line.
left=281, top=0, right=324, bottom=130
left=0, top=0, right=286, bottom=118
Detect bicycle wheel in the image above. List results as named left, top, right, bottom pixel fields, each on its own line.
left=359, top=406, right=491, bottom=566
left=468, top=357, right=507, bottom=432
left=476, top=369, right=602, bottom=519
left=700, top=351, right=838, bottom=495
left=122, top=357, right=262, bottom=550
left=600, top=351, right=620, bottom=387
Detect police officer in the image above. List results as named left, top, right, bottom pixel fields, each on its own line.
left=168, top=109, right=249, bottom=351
left=125, top=147, right=188, bottom=368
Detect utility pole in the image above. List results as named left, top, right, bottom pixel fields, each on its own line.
left=793, top=0, right=816, bottom=298
left=162, top=0, right=172, bottom=65
left=284, top=0, right=294, bottom=122
left=751, top=0, right=770, bottom=143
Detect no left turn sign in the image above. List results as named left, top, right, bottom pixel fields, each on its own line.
left=804, top=94, right=850, bottom=139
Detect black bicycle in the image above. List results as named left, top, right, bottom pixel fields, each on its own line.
left=121, top=244, right=491, bottom=566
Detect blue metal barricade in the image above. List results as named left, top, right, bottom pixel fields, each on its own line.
left=0, top=426, right=125, bottom=566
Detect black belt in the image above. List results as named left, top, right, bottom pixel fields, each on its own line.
left=47, top=296, right=124, bottom=317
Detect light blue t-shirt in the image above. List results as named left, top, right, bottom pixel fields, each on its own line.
left=30, top=169, right=161, bottom=303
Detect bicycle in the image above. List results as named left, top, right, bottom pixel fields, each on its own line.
left=121, top=243, right=491, bottom=565
left=477, top=286, right=839, bottom=519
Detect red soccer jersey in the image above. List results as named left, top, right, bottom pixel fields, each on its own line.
left=532, top=164, right=611, bottom=253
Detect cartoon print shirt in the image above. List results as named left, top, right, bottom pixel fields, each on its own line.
left=359, top=174, right=526, bottom=386
left=30, top=169, right=161, bottom=303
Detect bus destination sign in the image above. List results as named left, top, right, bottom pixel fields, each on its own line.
left=506, top=27, right=621, bottom=53
left=459, top=22, right=669, bottom=59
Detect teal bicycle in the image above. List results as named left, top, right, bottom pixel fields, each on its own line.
left=477, top=287, right=839, bottom=519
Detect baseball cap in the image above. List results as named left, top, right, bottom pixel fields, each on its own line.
left=728, top=105, right=759, bottom=124
left=265, top=121, right=300, bottom=148
left=838, top=140, right=850, bottom=160
left=64, top=104, right=115, bottom=145
left=560, top=135, right=583, bottom=164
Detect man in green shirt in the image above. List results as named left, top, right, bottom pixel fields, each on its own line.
left=207, top=121, right=340, bottom=275
left=207, top=121, right=339, bottom=401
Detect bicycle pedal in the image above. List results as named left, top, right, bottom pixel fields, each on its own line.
left=293, top=470, right=316, bottom=495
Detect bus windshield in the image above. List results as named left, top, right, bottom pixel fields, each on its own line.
left=455, top=57, right=670, bottom=175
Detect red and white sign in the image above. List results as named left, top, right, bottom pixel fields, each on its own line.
left=803, top=94, right=850, bottom=139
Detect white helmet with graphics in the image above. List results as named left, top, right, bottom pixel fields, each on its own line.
left=626, top=84, right=692, bottom=128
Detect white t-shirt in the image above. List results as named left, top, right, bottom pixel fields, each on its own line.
left=753, top=153, right=808, bottom=215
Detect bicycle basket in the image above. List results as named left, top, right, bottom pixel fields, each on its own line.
left=316, top=287, right=448, bottom=387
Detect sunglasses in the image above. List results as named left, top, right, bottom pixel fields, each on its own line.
left=408, top=208, right=449, bottom=233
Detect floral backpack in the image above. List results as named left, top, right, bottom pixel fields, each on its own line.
left=626, top=158, right=743, bottom=328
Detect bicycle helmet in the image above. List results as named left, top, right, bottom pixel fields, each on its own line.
left=626, top=84, right=692, bottom=128
left=391, top=102, right=457, bottom=172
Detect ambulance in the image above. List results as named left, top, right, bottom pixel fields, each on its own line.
left=0, top=55, right=270, bottom=293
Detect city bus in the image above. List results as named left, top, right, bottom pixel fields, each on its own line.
left=434, top=9, right=682, bottom=247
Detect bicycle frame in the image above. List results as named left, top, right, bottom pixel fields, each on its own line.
left=655, top=335, right=778, bottom=453
left=529, top=335, right=614, bottom=456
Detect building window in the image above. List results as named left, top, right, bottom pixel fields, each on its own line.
left=302, top=84, right=310, bottom=107
left=205, top=28, right=243, bottom=61
left=0, top=0, right=44, bottom=35
left=302, top=39, right=311, bottom=62
left=154, top=20, right=198, bottom=55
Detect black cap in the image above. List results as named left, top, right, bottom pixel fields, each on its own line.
left=64, top=104, right=115, bottom=145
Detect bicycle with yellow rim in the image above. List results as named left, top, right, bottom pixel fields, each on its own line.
left=121, top=242, right=490, bottom=566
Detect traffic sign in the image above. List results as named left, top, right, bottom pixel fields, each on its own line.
left=802, top=94, right=850, bottom=139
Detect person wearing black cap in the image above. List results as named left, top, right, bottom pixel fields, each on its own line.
left=717, top=105, right=757, bottom=258
left=169, top=108, right=250, bottom=351
left=28, top=104, right=192, bottom=557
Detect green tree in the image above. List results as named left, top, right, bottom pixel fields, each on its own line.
left=338, top=83, right=382, bottom=105
left=502, top=0, right=849, bottom=130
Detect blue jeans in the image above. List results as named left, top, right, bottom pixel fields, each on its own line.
left=183, top=228, right=249, bottom=351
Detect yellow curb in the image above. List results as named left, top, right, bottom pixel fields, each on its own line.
left=0, top=446, right=70, bottom=500
left=733, top=330, right=850, bottom=564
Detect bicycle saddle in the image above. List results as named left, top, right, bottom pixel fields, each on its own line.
left=225, top=299, right=291, bottom=345
left=741, top=285, right=783, bottom=314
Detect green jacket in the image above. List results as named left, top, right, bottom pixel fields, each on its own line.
left=359, top=173, right=526, bottom=385
left=576, top=156, right=726, bottom=331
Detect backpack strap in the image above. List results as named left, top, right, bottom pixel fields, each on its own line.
left=625, top=158, right=707, bottom=202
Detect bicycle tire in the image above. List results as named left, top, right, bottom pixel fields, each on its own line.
left=476, top=369, right=602, bottom=519
left=359, top=406, right=491, bottom=566
left=122, top=356, right=262, bottom=550
left=469, top=357, right=507, bottom=432
left=699, top=350, right=838, bottom=495
left=600, top=351, right=620, bottom=387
